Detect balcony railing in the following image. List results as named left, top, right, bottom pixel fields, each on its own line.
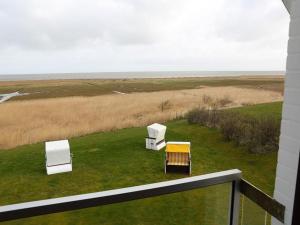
left=0, top=169, right=285, bottom=225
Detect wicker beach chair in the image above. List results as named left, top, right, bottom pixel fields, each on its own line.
left=165, top=141, right=191, bottom=175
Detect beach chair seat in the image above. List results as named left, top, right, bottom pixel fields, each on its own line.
left=166, top=152, right=190, bottom=166
left=165, top=141, right=191, bottom=175
left=45, top=140, right=72, bottom=175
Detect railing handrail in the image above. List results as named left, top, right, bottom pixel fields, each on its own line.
left=0, top=169, right=241, bottom=223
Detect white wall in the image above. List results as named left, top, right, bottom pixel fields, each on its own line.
left=272, top=0, right=300, bottom=224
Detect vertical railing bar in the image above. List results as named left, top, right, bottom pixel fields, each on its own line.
left=229, top=180, right=240, bottom=225
left=229, top=181, right=235, bottom=225
left=264, top=211, right=268, bottom=225
left=240, top=195, right=244, bottom=225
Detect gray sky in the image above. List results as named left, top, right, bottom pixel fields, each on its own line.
left=0, top=0, right=290, bottom=74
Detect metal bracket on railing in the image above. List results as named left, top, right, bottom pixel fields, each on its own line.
left=240, top=179, right=285, bottom=223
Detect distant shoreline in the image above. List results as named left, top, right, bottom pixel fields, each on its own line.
left=0, top=71, right=284, bottom=81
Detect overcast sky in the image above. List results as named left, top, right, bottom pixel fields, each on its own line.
left=0, top=0, right=290, bottom=74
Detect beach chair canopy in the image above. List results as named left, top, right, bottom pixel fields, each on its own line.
left=166, top=141, right=190, bottom=153
left=45, top=140, right=72, bottom=175
left=147, top=123, right=166, bottom=141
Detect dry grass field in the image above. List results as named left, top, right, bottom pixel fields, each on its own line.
left=0, top=86, right=282, bottom=149
left=0, top=76, right=284, bottom=100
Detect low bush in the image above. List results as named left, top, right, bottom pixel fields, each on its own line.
left=217, top=96, right=233, bottom=107
left=187, top=108, right=280, bottom=153
left=248, top=116, right=280, bottom=153
left=186, top=107, right=221, bottom=128
left=187, top=108, right=210, bottom=126
left=219, top=112, right=242, bottom=141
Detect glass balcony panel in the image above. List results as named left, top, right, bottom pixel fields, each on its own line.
left=239, top=195, right=270, bottom=225
left=1, top=183, right=231, bottom=225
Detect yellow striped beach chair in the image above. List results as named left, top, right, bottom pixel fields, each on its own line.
left=165, top=141, right=191, bottom=175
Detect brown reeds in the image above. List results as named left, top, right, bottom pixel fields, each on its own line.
left=0, top=86, right=282, bottom=149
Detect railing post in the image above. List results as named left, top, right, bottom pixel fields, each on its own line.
left=229, top=180, right=240, bottom=225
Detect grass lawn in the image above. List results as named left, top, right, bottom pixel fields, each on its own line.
left=230, top=101, right=283, bottom=120
left=0, top=102, right=282, bottom=225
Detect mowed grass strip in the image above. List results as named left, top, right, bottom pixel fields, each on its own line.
left=0, top=102, right=281, bottom=225
left=230, top=101, right=283, bottom=120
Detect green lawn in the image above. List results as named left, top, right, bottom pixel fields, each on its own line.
left=230, top=101, right=283, bottom=120
left=0, top=102, right=282, bottom=225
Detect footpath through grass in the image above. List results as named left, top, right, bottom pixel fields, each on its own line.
left=0, top=102, right=282, bottom=225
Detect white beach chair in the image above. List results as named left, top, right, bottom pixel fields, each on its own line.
left=45, top=140, right=72, bottom=175
left=145, top=123, right=167, bottom=150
